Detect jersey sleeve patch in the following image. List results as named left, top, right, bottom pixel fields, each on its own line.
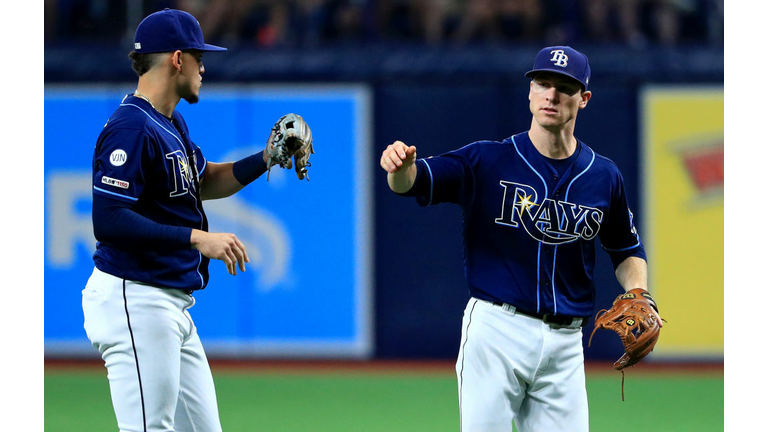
left=101, top=176, right=130, bottom=189
left=109, top=149, right=128, bottom=166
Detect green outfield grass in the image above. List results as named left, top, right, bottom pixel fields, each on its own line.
left=44, top=365, right=723, bottom=431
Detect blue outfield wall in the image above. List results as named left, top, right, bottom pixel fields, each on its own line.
left=44, top=84, right=375, bottom=359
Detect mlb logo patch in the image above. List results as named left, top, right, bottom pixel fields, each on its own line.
left=102, top=176, right=129, bottom=189
left=135, top=42, right=142, bottom=49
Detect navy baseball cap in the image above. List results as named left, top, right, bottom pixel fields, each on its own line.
left=133, top=8, right=226, bottom=54
left=525, top=46, right=591, bottom=90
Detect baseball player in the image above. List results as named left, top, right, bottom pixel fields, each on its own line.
left=81, top=9, right=311, bottom=432
left=380, top=46, right=652, bottom=431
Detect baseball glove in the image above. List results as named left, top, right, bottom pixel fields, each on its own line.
left=588, top=288, right=664, bottom=400
left=265, top=113, right=314, bottom=181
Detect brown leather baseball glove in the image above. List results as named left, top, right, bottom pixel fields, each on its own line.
left=589, top=288, right=664, bottom=399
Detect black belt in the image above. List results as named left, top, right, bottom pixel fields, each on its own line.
left=491, top=301, right=588, bottom=327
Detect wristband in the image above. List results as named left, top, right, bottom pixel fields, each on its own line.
left=232, top=151, right=268, bottom=185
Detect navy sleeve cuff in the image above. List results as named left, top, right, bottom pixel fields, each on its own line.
left=604, top=242, right=647, bottom=269
left=394, top=160, right=431, bottom=206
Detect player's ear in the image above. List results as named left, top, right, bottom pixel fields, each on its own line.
left=171, top=50, right=183, bottom=71
left=579, top=91, right=592, bottom=108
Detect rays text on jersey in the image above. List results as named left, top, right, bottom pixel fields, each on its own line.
left=494, top=181, right=603, bottom=245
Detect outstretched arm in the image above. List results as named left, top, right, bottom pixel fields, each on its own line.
left=200, top=151, right=269, bottom=200
left=200, top=162, right=243, bottom=200
left=381, top=140, right=419, bottom=193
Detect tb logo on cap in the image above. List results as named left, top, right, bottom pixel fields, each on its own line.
left=549, top=50, right=568, bottom=67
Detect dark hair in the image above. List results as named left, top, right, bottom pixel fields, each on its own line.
left=128, top=51, right=164, bottom=76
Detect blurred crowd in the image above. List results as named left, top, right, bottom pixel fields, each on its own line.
left=44, top=0, right=724, bottom=48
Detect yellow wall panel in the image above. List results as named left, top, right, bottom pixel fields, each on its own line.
left=641, top=87, right=724, bottom=358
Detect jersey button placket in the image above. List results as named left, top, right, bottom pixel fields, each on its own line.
left=540, top=264, right=550, bottom=284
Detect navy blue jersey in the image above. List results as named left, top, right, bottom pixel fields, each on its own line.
left=91, top=94, right=210, bottom=291
left=404, top=132, right=645, bottom=317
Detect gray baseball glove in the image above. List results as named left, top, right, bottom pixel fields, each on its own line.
left=265, top=113, right=314, bottom=181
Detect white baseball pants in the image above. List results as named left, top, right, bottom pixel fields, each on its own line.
left=456, top=298, right=589, bottom=432
left=82, top=267, right=222, bottom=432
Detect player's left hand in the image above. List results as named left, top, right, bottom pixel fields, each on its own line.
left=589, top=288, right=664, bottom=370
left=264, top=113, right=314, bottom=180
